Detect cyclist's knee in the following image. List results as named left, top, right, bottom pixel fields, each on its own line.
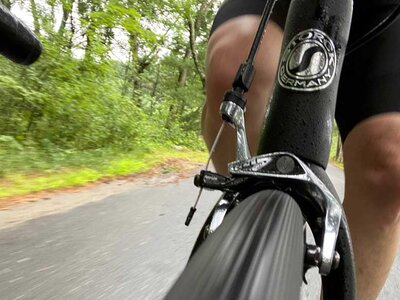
left=344, top=113, right=400, bottom=224
left=206, top=17, right=283, bottom=115
left=206, top=20, right=256, bottom=113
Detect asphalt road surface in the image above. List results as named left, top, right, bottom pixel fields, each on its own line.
left=0, top=165, right=399, bottom=299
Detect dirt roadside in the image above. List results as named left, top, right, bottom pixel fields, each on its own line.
left=0, top=159, right=202, bottom=230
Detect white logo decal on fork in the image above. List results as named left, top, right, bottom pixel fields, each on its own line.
left=278, top=29, right=337, bottom=92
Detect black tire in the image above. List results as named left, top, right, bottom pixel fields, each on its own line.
left=166, top=190, right=304, bottom=300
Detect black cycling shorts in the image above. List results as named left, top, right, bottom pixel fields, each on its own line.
left=210, top=0, right=400, bottom=141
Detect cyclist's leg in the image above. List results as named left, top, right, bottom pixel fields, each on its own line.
left=342, top=116, right=400, bottom=300
left=336, top=8, right=400, bottom=299
left=203, top=13, right=283, bottom=174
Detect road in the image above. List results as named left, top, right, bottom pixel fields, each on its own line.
left=0, top=165, right=399, bottom=299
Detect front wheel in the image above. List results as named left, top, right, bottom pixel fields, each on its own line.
left=166, top=189, right=305, bottom=299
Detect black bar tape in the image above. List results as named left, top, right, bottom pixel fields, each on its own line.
left=0, top=4, right=42, bottom=65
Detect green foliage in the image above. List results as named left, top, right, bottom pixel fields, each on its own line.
left=0, top=0, right=213, bottom=196
left=0, top=0, right=214, bottom=148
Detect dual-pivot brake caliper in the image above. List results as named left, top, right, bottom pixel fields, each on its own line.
left=194, top=152, right=343, bottom=276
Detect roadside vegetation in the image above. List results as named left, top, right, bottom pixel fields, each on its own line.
left=330, top=123, right=344, bottom=169
left=0, top=0, right=216, bottom=198
left=0, top=146, right=207, bottom=198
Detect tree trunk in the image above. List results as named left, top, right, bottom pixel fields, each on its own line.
left=178, top=47, right=191, bottom=87
left=58, top=1, right=73, bottom=35
left=29, top=0, right=41, bottom=35
left=2, top=0, right=13, bottom=9
left=185, top=0, right=214, bottom=90
left=165, top=103, right=176, bottom=130
left=83, top=19, right=97, bottom=62
left=188, top=18, right=205, bottom=90
left=128, top=33, right=141, bottom=105
left=68, top=12, right=75, bottom=49
left=335, top=136, right=343, bottom=163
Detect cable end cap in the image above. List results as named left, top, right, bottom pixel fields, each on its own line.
left=185, top=207, right=197, bottom=226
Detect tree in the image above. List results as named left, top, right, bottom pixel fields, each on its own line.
left=0, top=0, right=212, bottom=152
left=335, top=136, right=343, bottom=163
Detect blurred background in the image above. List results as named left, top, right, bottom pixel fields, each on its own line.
left=0, top=0, right=220, bottom=198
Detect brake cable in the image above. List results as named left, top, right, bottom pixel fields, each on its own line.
left=185, top=122, right=226, bottom=226
left=184, top=0, right=278, bottom=226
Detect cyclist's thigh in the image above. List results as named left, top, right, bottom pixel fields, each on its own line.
left=206, top=0, right=285, bottom=113
left=335, top=3, right=400, bottom=141
left=210, top=0, right=290, bottom=34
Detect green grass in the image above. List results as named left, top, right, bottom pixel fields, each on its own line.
left=0, top=130, right=346, bottom=200
left=0, top=146, right=207, bottom=199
